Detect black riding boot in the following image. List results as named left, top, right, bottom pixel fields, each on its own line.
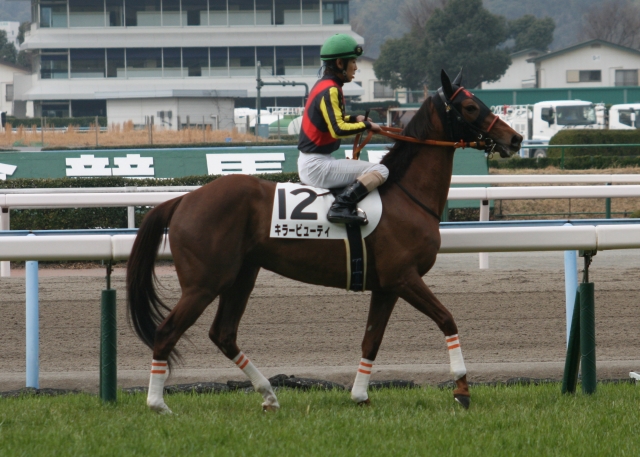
left=327, top=180, right=370, bottom=225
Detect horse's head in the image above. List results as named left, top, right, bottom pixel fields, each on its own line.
left=435, top=69, right=522, bottom=158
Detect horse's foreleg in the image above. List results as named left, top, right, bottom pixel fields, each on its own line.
left=148, top=289, right=216, bottom=414
left=352, top=290, right=398, bottom=404
left=398, top=275, right=470, bottom=409
left=209, top=265, right=279, bottom=411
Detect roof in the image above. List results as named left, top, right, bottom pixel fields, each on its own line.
left=0, top=59, right=29, bottom=73
left=528, top=39, right=640, bottom=63
left=510, top=48, right=546, bottom=59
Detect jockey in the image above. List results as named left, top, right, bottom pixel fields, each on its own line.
left=298, top=34, right=388, bottom=226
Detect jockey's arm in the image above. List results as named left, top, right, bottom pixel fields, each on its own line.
left=320, top=87, right=370, bottom=139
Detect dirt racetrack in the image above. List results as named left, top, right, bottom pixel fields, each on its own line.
left=2, top=250, right=640, bottom=393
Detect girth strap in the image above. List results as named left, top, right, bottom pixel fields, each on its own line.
left=395, top=182, right=441, bottom=222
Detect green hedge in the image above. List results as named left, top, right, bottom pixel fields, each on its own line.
left=548, top=130, right=640, bottom=157
left=489, top=156, right=640, bottom=169
left=7, top=116, right=108, bottom=128
left=0, top=173, right=300, bottom=230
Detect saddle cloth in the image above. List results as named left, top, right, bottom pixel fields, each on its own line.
left=269, top=182, right=382, bottom=240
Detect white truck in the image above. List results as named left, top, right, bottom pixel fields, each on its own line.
left=493, top=100, right=606, bottom=158
left=608, top=103, right=640, bottom=130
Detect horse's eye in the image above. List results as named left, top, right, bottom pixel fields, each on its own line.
left=465, top=105, right=478, bottom=112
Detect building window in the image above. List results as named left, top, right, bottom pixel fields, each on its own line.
left=302, top=0, right=320, bottom=24
left=106, top=0, right=125, bottom=26
left=163, top=0, right=182, bottom=26
left=6, top=84, right=13, bottom=102
left=40, top=1, right=68, bottom=28
left=71, top=100, right=107, bottom=117
left=302, top=45, right=320, bottom=75
left=615, top=69, right=638, bottom=86
left=229, top=0, right=255, bottom=26
left=255, top=0, right=273, bottom=25
left=323, top=1, right=349, bottom=24
left=126, top=48, right=162, bottom=77
left=276, top=46, right=302, bottom=76
left=209, top=0, right=227, bottom=25
left=183, top=0, right=208, bottom=26
left=41, top=101, right=70, bottom=117
left=567, top=70, right=601, bottom=83
left=210, top=47, right=229, bottom=76
left=373, top=81, right=394, bottom=99
left=257, top=46, right=275, bottom=75
left=229, top=47, right=255, bottom=76
left=70, top=48, right=106, bottom=78
left=69, top=0, right=105, bottom=27
left=183, top=47, right=208, bottom=76
left=126, top=0, right=162, bottom=26
left=106, top=48, right=126, bottom=77
left=163, top=47, right=182, bottom=77
left=41, top=49, right=69, bottom=79
left=275, top=0, right=301, bottom=25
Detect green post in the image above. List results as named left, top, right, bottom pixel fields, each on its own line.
left=100, top=288, right=117, bottom=402
left=561, top=290, right=581, bottom=394
left=579, top=282, right=596, bottom=394
left=605, top=183, right=611, bottom=219
left=561, top=147, right=565, bottom=170
left=441, top=201, right=449, bottom=222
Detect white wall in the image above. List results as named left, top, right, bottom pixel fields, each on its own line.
left=354, top=57, right=397, bottom=103
left=537, top=43, right=640, bottom=88
left=0, top=21, right=20, bottom=48
left=482, top=52, right=539, bottom=89
left=107, top=97, right=235, bottom=131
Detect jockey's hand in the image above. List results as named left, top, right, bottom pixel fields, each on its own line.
left=355, top=115, right=374, bottom=122
left=369, top=122, right=382, bottom=133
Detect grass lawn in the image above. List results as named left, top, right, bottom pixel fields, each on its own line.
left=0, top=383, right=638, bottom=456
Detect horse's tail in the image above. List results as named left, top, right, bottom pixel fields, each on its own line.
left=126, top=196, right=183, bottom=360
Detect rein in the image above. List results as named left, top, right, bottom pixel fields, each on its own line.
left=352, top=126, right=492, bottom=160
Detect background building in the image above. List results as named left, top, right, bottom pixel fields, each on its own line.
left=16, top=0, right=364, bottom=129
left=481, top=49, right=545, bottom=90
left=0, top=21, right=21, bottom=48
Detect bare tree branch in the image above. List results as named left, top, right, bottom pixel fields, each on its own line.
left=400, top=0, right=447, bottom=32
left=580, top=0, right=640, bottom=48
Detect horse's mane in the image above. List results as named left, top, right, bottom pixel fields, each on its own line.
left=380, top=97, right=436, bottom=184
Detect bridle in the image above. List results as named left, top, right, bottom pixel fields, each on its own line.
left=352, top=86, right=502, bottom=160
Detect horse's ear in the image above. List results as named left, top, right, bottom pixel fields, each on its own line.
left=452, top=68, right=463, bottom=86
left=441, top=69, right=453, bottom=98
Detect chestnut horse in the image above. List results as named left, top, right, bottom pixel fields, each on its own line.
left=127, top=70, right=522, bottom=413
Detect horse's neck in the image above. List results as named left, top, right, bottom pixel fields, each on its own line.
left=400, top=145, right=455, bottom=218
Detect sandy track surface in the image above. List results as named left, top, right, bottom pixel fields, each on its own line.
left=2, top=251, right=640, bottom=393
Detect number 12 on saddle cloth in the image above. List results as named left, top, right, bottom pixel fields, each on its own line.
left=269, top=183, right=383, bottom=240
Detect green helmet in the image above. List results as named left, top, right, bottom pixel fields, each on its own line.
left=320, top=34, right=363, bottom=61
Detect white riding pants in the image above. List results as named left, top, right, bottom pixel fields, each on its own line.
left=298, top=152, right=389, bottom=189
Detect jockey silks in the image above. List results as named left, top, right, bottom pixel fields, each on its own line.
left=298, top=75, right=370, bottom=154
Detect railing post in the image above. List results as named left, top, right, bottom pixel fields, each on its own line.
left=561, top=147, right=565, bottom=170
left=26, top=234, right=39, bottom=389
left=127, top=206, right=135, bottom=228
left=605, top=183, right=611, bottom=219
left=479, top=200, right=489, bottom=269
left=0, top=207, right=9, bottom=277
left=100, top=262, right=117, bottom=403
left=563, top=245, right=578, bottom=345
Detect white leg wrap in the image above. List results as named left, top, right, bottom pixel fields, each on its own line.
left=447, top=335, right=467, bottom=380
left=351, top=358, right=373, bottom=403
left=147, top=359, right=172, bottom=414
left=233, top=352, right=279, bottom=410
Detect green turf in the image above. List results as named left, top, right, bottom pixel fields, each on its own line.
left=0, top=383, right=638, bottom=456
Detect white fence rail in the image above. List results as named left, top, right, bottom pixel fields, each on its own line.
left=1, top=224, right=639, bottom=261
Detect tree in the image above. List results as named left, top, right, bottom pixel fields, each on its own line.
left=0, top=30, right=17, bottom=64
left=507, top=15, right=555, bottom=52
left=580, top=0, right=640, bottom=48
left=422, top=0, right=511, bottom=88
left=374, top=34, right=429, bottom=91
left=399, top=0, right=446, bottom=35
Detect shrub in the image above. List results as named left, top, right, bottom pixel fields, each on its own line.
left=548, top=130, right=640, bottom=157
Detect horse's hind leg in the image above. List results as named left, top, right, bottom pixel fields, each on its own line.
left=148, top=288, right=217, bottom=413
left=398, top=274, right=470, bottom=409
left=209, top=264, right=280, bottom=411
left=351, top=290, right=398, bottom=405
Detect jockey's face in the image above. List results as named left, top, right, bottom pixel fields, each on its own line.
left=337, top=58, right=358, bottom=82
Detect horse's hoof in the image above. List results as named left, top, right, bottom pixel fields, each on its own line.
left=262, top=404, right=280, bottom=412
left=357, top=398, right=371, bottom=407
left=149, top=403, right=173, bottom=415
left=454, top=394, right=470, bottom=410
